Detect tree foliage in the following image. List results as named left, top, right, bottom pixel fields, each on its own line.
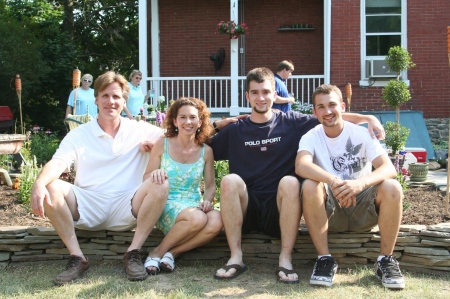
left=71, top=0, right=139, bottom=74
left=384, top=121, right=410, bottom=156
left=381, top=80, right=411, bottom=109
left=0, top=0, right=139, bottom=135
left=385, top=46, right=415, bottom=79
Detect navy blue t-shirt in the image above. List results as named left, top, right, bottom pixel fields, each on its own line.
left=210, top=111, right=319, bottom=198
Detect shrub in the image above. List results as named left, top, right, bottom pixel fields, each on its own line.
left=292, top=103, right=313, bottom=114
left=28, top=126, right=60, bottom=166
left=214, top=160, right=229, bottom=205
left=385, top=46, right=415, bottom=77
left=384, top=121, right=410, bottom=156
left=381, top=80, right=411, bottom=109
left=18, top=156, right=41, bottom=205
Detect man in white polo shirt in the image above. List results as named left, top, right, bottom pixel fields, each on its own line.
left=30, top=71, right=166, bottom=284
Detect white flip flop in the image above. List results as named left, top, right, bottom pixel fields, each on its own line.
left=160, top=252, right=175, bottom=272
left=144, top=256, right=161, bottom=275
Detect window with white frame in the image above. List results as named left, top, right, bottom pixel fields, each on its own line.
left=360, top=0, right=407, bottom=86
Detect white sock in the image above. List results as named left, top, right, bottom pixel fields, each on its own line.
left=377, top=255, right=388, bottom=262
left=318, top=254, right=332, bottom=259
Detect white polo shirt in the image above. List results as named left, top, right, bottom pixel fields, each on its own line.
left=53, top=118, right=163, bottom=193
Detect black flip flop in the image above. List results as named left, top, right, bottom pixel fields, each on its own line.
left=276, top=267, right=299, bottom=284
left=214, top=264, right=248, bottom=280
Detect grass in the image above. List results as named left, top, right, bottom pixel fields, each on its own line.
left=1, top=260, right=449, bottom=298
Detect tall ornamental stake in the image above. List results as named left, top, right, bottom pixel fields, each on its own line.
left=15, top=74, right=23, bottom=135
left=446, top=24, right=450, bottom=215
left=72, top=67, right=81, bottom=115
left=345, top=83, right=352, bottom=112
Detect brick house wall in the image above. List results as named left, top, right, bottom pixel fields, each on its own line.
left=153, top=0, right=323, bottom=77
left=149, top=0, right=450, bottom=118
left=330, top=0, right=450, bottom=118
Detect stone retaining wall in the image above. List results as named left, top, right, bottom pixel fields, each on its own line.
left=425, top=118, right=449, bottom=144
left=1, top=224, right=450, bottom=274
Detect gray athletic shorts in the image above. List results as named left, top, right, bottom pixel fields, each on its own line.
left=72, top=185, right=139, bottom=231
left=325, top=184, right=379, bottom=233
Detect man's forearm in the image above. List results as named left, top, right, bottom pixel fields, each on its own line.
left=342, top=113, right=376, bottom=124
left=35, top=159, right=68, bottom=187
left=274, top=96, right=295, bottom=104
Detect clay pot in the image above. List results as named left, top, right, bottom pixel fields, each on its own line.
left=409, top=163, right=429, bottom=182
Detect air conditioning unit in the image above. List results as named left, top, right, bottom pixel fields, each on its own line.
left=366, top=59, right=397, bottom=78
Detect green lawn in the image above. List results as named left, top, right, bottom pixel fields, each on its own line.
left=1, top=260, right=449, bottom=299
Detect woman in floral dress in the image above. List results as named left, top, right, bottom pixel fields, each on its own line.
left=143, top=97, right=222, bottom=274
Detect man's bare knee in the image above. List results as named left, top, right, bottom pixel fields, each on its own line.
left=301, top=179, right=322, bottom=200
left=377, top=179, right=403, bottom=206
left=278, top=176, right=300, bottom=200
left=279, top=176, right=300, bottom=190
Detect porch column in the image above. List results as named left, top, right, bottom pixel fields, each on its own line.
left=138, top=0, right=148, bottom=94
left=150, top=0, right=161, bottom=105
left=229, top=0, right=239, bottom=116
left=324, top=0, right=331, bottom=84
left=139, top=0, right=160, bottom=106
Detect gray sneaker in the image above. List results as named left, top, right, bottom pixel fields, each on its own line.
left=374, top=255, right=405, bottom=289
left=123, top=249, right=148, bottom=281
left=54, top=255, right=89, bottom=285
left=310, top=256, right=338, bottom=287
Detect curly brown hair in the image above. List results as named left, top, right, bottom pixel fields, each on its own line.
left=163, top=97, right=214, bottom=145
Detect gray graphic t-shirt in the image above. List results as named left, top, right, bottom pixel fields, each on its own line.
left=298, top=121, right=386, bottom=180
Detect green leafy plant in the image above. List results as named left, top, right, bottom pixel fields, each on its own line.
left=292, top=103, right=313, bottom=114
left=381, top=80, right=411, bottom=123
left=28, top=125, right=60, bottom=166
left=382, top=46, right=415, bottom=124
left=157, top=96, right=167, bottom=112
left=385, top=46, right=416, bottom=79
left=432, top=140, right=448, bottom=150
left=0, top=154, right=13, bottom=171
left=384, top=121, right=410, bottom=157
left=382, top=46, right=415, bottom=155
left=18, top=156, right=41, bottom=205
left=147, top=104, right=155, bottom=114
left=213, top=160, right=229, bottom=205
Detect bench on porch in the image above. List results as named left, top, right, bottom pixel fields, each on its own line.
left=1, top=224, right=449, bottom=275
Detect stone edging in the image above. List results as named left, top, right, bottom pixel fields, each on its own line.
left=1, top=223, right=450, bottom=274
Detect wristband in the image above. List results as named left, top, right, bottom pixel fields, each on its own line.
left=213, top=120, right=220, bottom=133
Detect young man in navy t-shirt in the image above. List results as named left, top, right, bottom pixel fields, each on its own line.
left=211, top=67, right=384, bottom=283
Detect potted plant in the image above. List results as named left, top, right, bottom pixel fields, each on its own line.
left=381, top=46, right=415, bottom=157
left=216, top=20, right=248, bottom=39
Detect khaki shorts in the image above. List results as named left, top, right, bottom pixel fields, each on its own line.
left=72, top=185, right=139, bottom=231
left=325, top=185, right=379, bottom=233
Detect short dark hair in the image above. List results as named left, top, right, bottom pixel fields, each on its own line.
left=246, top=67, right=275, bottom=92
left=311, top=84, right=343, bottom=107
left=276, top=60, right=294, bottom=72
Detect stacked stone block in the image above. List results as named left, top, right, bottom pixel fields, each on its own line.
left=1, top=224, right=449, bottom=274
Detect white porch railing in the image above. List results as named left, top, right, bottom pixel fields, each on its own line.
left=144, top=75, right=324, bottom=115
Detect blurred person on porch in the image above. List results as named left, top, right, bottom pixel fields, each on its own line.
left=65, top=73, right=97, bottom=119
left=123, top=70, right=149, bottom=120
left=272, top=60, right=296, bottom=113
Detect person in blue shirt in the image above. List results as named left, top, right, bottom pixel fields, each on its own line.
left=66, top=74, right=97, bottom=118
left=272, top=60, right=296, bottom=113
left=123, top=70, right=149, bottom=119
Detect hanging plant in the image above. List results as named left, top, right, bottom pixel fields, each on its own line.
left=216, top=20, right=248, bottom=39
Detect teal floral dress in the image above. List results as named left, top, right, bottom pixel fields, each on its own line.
left=156, top=138, right=205, bottom=234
